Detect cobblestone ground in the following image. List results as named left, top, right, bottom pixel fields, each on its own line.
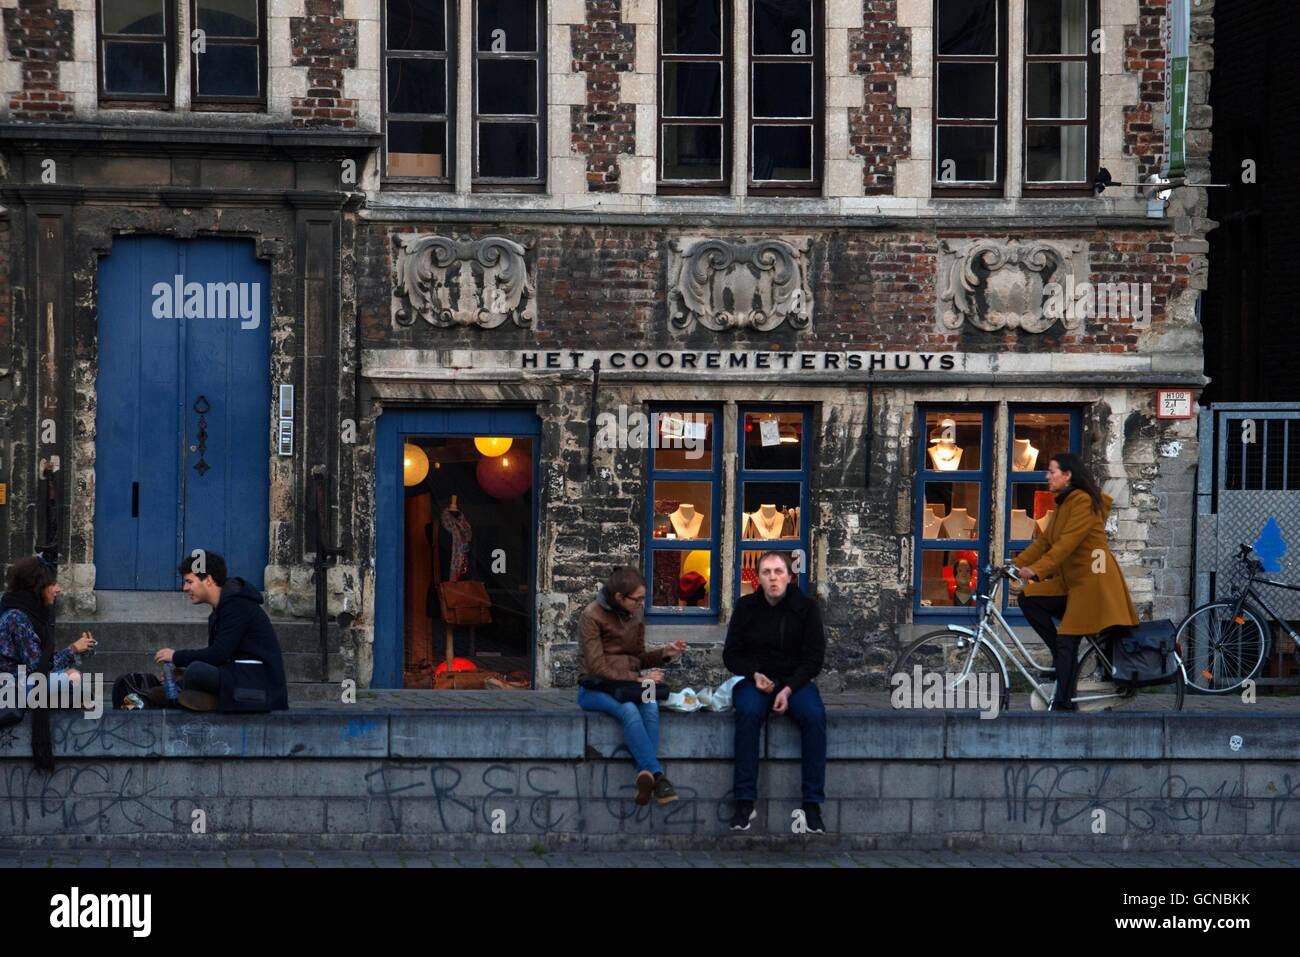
left=3, top=850, right=1298, bottom=868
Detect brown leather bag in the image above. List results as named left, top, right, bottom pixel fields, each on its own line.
left=436, top=580, right=493, bottom=626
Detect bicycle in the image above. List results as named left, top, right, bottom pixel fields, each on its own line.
left=890, top=562, right=1184, bottom=712
left=1174, top=542, right=1299, bottom=693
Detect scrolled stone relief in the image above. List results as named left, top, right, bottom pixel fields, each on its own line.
left=938, top=238, right=1088, bottom=334
left=668, top=237, right=813, bottom=333
left=392, top=233, right=536, bottom=329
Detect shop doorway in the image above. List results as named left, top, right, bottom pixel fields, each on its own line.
left=373, top=409, right=539, bottom=689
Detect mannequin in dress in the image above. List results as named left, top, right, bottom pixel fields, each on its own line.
left=928, top=419, right=963, bottom=471
left=747, top=503, right=785, bottom=540
left=1010, top=509, right=1037, bottom=540
left=668, top=503, right=704, bottom=539
left=951, top=559, right=975, bottom=606
left=1012, top=438, right=1039, bottom=472
left=941, top=508, right=976, bottom=539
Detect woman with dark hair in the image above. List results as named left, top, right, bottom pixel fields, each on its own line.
left=1013, top=453, right=1139, bottom=711
left=0, top=555, right=96, bottom=767
left=577, top=564, right=687, bottom=806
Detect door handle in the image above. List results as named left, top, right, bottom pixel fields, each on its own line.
left=131, top=482, right=139, bottom=518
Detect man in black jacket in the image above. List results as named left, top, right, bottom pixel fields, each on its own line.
left=723, top=551, right=827, bottom=833
left=154, top=551, right=289, bottom=712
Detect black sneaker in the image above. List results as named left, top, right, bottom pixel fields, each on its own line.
left=652, top=773, right=679, bottom=805
left=729, top=800, right=757, bottom=830
left=801, top=803, right=826, bottom=834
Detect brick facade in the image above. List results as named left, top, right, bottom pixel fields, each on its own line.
left=290, top=0, right=359, bottom=129
left=2, top=0, right=74, bottom=122
left=849, top=0, right=911, bottom=194
left=1124, top=0, right=1168, bottom=182
left=570, top=0, right=638, bottom=192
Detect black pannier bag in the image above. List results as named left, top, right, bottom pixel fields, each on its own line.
left=113, top=672, right=162, bottom=709
left=1111, top=619, right=1179, bottom=687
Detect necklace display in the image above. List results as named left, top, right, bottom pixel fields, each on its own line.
left=1012, top=439, right=1039, bottom=472
left=668, top=506, right=704, bottom=539
left=748, top=506, right=784, bottom=539
left=928, top=442, right=963, bottom=471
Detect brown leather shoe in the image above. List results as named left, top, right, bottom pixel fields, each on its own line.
left=635, top=770, right=654, bottom=806
left=178, top=689, right=219, bottom=712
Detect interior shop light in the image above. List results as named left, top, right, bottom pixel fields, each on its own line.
left=474, top=436, right=513, bottom=457
left=403, top=442, right=430, bottom=486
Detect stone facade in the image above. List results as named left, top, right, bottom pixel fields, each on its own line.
left=0, top=0, right=1216, bottom=692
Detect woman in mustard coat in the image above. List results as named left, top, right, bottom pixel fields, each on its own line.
left=1013, top=452, right=1139, bottom=711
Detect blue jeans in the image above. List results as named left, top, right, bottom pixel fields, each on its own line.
left=578, top=686, right=663, bottom=776
left=733, top=678, right=827, bottom=804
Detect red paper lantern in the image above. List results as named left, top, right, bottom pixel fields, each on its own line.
left=435, top=658, right=478, bottom=675
left=476, top=450, right=532, bottom=500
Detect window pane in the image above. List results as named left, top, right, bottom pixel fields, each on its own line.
left=1008, top=483, right=1050, bottom=541
left=478, top=59, right=536, bottom=115
left=922, top=482, right=982, bottom=539
left=102, top=0, right=165, bottom=35
left=652, top=411, right=714, bottom=470
left=752, top=125, right=812, bottom=180
left=752, top=63, right=812, bottom=118
left=1027, top=62, right=1085, bottom=118
left=477, top=0, right=536, bottom=51
left=664, top=62, right=722, bottom=117
left=103, top=41, right=166, bottom=94
left=919, top=549, right=980, bottom=607
left=1026, top=125, right=1086, bottom=181
left=387, top=0, right=446, bottom=51
left=197, top=0, right=258, bottom=38
left=740, top=549, right=801, bottom=596
left=388, top=120, right=447, bottom=177
left=662, top=0, right=721, bottom=55
left=478, top=121, right=537, bottom=177
left=752, top=0, right=811, bottom=56
left=651, top=549, right=713, bottom=609
left=934, top=126, right=996, bottom=182
left=1011, top=412, right=1071, bottom=470
left=741, top=484, right=801, bottom=540
left=1026, top=0, right=1087, bottom=55
left=743, top=412, right=803, bottom=469
left=936, top=0, right=997, bottom=55
left=653, top=482, right=713, bottom=539
left=936, top=62, right=996, bottom=119
left=662, top=125, right=722, bottom=180
left=195, top=44, right=258, bottom=96
left=388, top=58, right=446, bottom=114
left=924, top=412, right=982, bottom=471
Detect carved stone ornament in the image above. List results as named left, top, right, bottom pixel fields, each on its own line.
left=668, top=237, right=813, bottom=333
left=392, top=234, right=536, bottom=329
left=938, top=238, right=1088, bottom=334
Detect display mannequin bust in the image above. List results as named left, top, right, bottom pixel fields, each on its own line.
left=941, top=507, right=976, bottom=539
left=1010, top=508, right=1037, bottom=540
left=1012, top=439, right=1039, bottom=472
left=748, top=503, right=785, bottom=539
left=669, top=503, right=704, bottom=539
left=928, top=440, right=963, bottom=471
left=923, top=507, right=943, bottom=540
left=1036, top=511, right=1054, bottom=535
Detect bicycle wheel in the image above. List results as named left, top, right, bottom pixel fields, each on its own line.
left=1176, top=601, right=1268, bottom=694
left=890, top=630, right=1010, bottom=712
left=1109, top=666, right=1185, bottom=712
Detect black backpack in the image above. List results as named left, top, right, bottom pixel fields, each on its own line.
left=112, top=672, right=163, bottom=709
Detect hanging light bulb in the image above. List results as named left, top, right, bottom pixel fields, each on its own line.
left=474, top=436, right=512, bottom=457
left=403, top=442, right=429, bottom=486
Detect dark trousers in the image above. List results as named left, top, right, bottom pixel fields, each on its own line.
left=181, top=660, right=220, bottom=694
left=1019, top=594, right=1079, bottom=708
left=733, top=678, right=827, bottom=804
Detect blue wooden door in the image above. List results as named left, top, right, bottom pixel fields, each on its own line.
left=94, top=237, right=270, bottom=590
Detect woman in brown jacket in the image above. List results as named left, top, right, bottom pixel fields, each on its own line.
left=1013, top=452, right=1139, bottom=711
left=578, top=565, right=687, bottom=805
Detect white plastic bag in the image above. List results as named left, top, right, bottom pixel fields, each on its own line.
left=664, top=688, right=703, bottom=712
left=699, top=675, right=744, bottom=712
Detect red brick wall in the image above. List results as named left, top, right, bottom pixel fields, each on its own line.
left=850, top=0, right=912, bottom=194
left=570, top=0, right=638, bottom=192
left=1124, top=0, right=1167, bottom=182
left=2, top=0, right=74, bottom=122
left=290, top=0, right=359, bottom=129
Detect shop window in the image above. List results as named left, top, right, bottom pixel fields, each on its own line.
left=98, top=0, right=176, bottom=104
left=646, top=407, right=721, bottom=617
left=915, top=407, right=993, bottom=612
left=737, top=408, right=811, bottom=599
left=474, top=0, right=545, bottom=187
left=1003, top=407, right=1080, bottom=612
left=384, top=0, right=454, bottom=183
left=1023, top=0, right=1098, bottom=191
left=190, top=0, right=265, bottom=108
left=932, top=0, right=1007, bottom=194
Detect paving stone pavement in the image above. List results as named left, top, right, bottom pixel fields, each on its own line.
left=3, top=849, right=1298, bottom=868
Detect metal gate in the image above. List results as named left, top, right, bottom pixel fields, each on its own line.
left=1195, top=403, right=1300, bottom=683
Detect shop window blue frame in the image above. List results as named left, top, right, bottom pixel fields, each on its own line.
left=1001, top=404, right=1082, bottom=618
left=373, top=407, right=541, bottom=688
left=913, top=405, right=994, bottom=617
left=734, top=405, right=813, bottom=603
left=644, top=403, right=724, bottom=622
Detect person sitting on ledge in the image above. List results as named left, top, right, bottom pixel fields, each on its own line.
left=154, top=551, right=288, bottom=712
left=577, top=565, right=687, bottom=807
left=723, top=551, right=827, bottom=834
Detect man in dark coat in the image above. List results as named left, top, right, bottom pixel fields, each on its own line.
left=155, top=551, right=289, bottom=712
left=723, top=551, right=827, bottom=834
